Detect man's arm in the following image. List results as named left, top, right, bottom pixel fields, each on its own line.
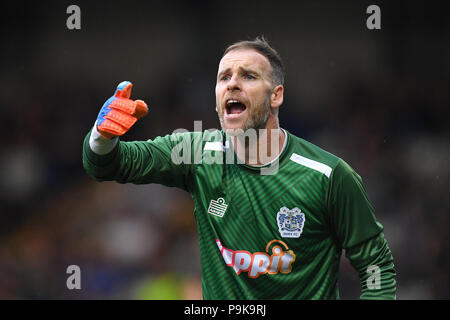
left=82, top=128, right=196, bottom=191
left=326, top=159, right=397, bottom=299
left=345, top=233, right=396, bottom=299
left=82, top=81, right=196, bottom=191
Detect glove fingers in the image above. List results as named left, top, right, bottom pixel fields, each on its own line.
left=133, top=100, right=149, bottom=119
left=104, top=109, right=138, bottom=130
left=96, top=81, right=146, bottom=139
left=109, top=98, right=149, bottom=118
left=97, top=119, right=129, bottom=138
left=114, top=81, right=133, bottom=99
left=109, top=97, right=137, bottom=114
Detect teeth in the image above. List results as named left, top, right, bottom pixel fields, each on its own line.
left=227, top=99, right=240, bottom=105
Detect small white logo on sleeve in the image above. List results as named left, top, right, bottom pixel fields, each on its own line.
left=208, top=197, right=228, bottom=218
left=277, top=207, right=305, bottom=238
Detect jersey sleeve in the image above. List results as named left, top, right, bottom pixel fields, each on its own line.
left=326, top=159, right=397, bottom=299
left=82, top=129, right=198, bottom=192
left=326, top=159, right=383, bottom=248
left=345, top=233, right=397, bottom=299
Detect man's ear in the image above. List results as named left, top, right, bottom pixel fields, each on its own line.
left=271, top=85, right=284, bottom=109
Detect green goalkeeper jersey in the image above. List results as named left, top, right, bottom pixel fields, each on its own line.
left=82, top=128, right=396, bottom=299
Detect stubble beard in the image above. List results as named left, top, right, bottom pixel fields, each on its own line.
left=218, top=93, right=271, bottom=137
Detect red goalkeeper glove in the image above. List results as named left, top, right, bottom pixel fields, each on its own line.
left=96, top=81, right=148, bottom=139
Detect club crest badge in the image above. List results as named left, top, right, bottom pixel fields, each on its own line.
left=276, top=207, right=305, bottom=238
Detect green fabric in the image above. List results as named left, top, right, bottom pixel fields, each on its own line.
left=82, top=128, right=396, bottom=299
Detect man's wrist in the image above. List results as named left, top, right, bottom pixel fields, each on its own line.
left=89, top=121, right=119, bottom=155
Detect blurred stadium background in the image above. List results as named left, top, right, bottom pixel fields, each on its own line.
left=0, top=0, right=448, bottom=299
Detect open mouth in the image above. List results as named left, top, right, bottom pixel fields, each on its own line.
left=225, top=99, right=247, bottom=115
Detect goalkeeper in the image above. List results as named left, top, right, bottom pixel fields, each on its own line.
left=82, top=37, right=396, bottom=299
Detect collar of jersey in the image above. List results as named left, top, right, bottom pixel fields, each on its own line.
left=223, top=128, right=291, bottom=173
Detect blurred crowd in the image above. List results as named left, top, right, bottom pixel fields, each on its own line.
left=0, top=1, right=448, bottom=299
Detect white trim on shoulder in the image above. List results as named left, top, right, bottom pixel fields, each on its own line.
left=204, top=141, right=225, bottom=152
left=289, top=153, right=332, bottom=178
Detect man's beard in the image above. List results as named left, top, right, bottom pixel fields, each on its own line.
left=218, top=94, right=271, bottom=137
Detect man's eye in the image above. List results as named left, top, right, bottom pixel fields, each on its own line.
left=245, top=74, right=255, bottom=80
left=220, top=75, right=229, bottom=81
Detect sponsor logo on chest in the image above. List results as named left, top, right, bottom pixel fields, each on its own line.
left=216, top=239, right=296, bottom=278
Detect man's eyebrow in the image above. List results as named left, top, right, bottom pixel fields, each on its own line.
left=239, top=66, right=260, bottom=75
left=217, top=66, right=260, bottom=78
left=217, top=68, right=231, bottom=78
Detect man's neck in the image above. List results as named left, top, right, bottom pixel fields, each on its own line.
left=231, top=126, right=286, bottom=166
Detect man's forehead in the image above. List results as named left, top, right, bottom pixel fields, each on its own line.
left=218, top=49, right=271, bottom=73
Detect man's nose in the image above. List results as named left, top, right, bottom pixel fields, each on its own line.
left=227, top=74, right=240, bottom=91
